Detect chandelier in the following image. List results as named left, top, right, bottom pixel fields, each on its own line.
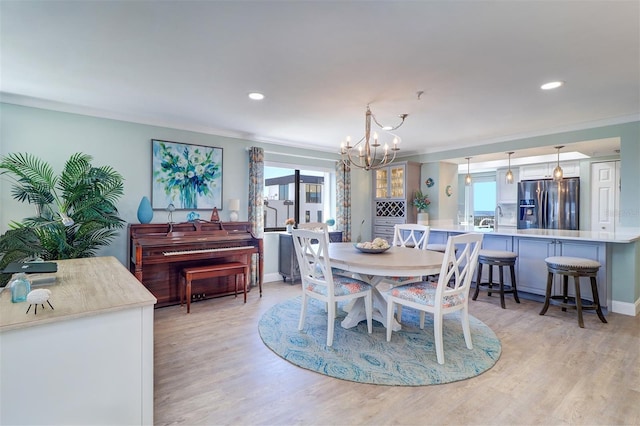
left=340, top=106, right=408, bottom=171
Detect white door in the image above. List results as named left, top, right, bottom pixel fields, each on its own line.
left=590, top=161, right=617, bottom=232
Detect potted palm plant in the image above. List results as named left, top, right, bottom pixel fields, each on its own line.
left=0, top=152, right=125, bottom=285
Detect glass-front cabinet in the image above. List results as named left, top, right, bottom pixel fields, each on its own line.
left=372, top=162, right=421, bottom=240
left=375, top=165, right=406, bottom=199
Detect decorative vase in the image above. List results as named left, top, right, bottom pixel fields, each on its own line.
left=417, top=212, right=429, bottom=226
left=10, top=273, right=31, bottom=303
left=137, top=196, right=153, bottom=224
left=286, top=224, right=293, bottom=233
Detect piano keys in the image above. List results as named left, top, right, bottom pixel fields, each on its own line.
left=128, top=221, right=263, bottom=307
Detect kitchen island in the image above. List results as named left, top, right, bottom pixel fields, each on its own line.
left=0, top=256, right=157, bottom=425
left=428, top=225, right=640, bottom=316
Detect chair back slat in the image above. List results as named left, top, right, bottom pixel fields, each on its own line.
left=392, top=224, right=430, bottom=250
left=436, top=233, right=483, bottom=298
left=291, top=228, right=334, bottom=289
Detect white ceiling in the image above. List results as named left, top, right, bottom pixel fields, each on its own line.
left=1, top=1, right=638, bottom=165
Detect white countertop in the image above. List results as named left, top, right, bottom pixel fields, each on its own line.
left=429, top=225, right=640, bottom=243
left=1, top=256, right=157, bottom=332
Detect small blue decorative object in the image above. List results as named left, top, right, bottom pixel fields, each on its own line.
left=10, top=273, right=31, bottom=303
left=137, top=196, right=153, bottom=224
left=187, top=211, right=200, bottom=222
left=425, top=178, right=435, bottom=187
left=325, top=219, right=335, bottom=226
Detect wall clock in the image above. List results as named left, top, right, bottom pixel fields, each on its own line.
left=425, top=177, right=435, bottom=187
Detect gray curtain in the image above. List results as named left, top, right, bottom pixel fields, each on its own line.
left=248, top=147, right=264, bottom=286
left=336, top=160, right=351, bottom=241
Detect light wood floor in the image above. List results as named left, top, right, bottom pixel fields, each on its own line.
left=154, top=281, right=640, bottom=425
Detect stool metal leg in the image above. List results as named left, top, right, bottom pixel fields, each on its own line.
left=591, top=276, right=608, bottom=323
left=574, top=276, right=584, bottom=328
left=510, top=264, right=520, bottom=303
left=539, top=271, right=554, bottom=315
left=498, top=265, right=506, bottom=309
left=472, top=262, right=483, bottom=300
left=487, top=265, right=494, bottom=296
left=562, top=275, right=569, bottom=312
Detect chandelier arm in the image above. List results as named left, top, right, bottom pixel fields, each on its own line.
left=371, top=113, right=407, bottom=131
left=340, top=106, right=406, bottom=171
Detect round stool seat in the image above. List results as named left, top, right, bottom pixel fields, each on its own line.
left=545, top=256, right=600, bottom=271
left=427, top=243, right=447, bottom=253
left=479, top=250, right=517, bottom=261
left=473, top=250, right=519, bottom=309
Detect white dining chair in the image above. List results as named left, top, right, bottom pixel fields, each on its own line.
left=297, top=222, right=326, bottom=232
left=291, top=229, right=373, bottom=347
left=385, top=232, right=484, bottom=364
left=297, top=222, right=349, bottom=277
left=392, top=223, right=430, bottom=250
left=383, top=224, right=431, bottom=321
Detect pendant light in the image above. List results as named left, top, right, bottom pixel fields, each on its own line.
left=505, top=152, right=514, bottom=184
left=552, top=145, right=564, bottom=182
left=464, top=157, right=472, bottom=186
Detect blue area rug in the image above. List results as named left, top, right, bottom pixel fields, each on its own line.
left=258, top=297, right=501, bottom=386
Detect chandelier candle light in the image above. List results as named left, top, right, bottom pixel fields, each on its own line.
left=340, top=106, right=408, bottom=171
left=465, top=157, right=472, bottom=186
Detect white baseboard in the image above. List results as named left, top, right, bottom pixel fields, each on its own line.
left=264, top=272, right=285, bottom=283
left=611, top=298, right=640, bottom=316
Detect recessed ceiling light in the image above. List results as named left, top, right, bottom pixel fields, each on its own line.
left=248, top=92, right=265, bottom=100
left=540, top=81, right=564, bottom=90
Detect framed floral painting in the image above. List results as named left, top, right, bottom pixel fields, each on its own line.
left=152, top=139, right=223, bottom=210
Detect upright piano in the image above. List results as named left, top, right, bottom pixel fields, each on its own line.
left=128, top=221, right=263, bottom=307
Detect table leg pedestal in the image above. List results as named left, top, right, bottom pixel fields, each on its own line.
left=340, top=285, right=402, bottom=331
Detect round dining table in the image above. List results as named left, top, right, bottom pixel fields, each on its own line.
left=327, top=242, right=445, bottom=330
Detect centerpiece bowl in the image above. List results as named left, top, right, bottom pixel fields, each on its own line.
left=354, top=245, right=390, bottom=254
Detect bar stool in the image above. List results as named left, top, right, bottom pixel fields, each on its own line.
left=472, top=249, right=520, bottom=309
left=539, top=256, right=607, bottom=328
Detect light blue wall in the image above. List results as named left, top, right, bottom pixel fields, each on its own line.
left=0, top=103, right=344, bottom=268
left=419, top=161, right=458, bottom=223
left=1, top=103, right=638, bottom=308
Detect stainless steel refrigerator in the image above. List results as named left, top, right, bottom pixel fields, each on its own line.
left=517, top=178, right=579, bottom=230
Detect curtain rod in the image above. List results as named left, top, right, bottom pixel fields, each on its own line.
left=247, top=147, right=338, bottom=162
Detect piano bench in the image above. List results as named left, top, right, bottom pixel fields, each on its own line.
left=180, top=262, right=249, bottom=313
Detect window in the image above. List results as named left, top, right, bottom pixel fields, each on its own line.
left=278, top=184, right=289, bottom=201
left=464, top=174, right=496, bottom=226
left=264, top=165, right=335, bottom=231
left=305, top=183, right=322, bottom=203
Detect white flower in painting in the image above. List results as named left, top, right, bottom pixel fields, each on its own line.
left=187, top=171, right=195, bottom=179
left=175, top=172, right=184, bottom=181
left=195, top=164, right=205, bottom=176
left=177, top=157, right=188, bottom=168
